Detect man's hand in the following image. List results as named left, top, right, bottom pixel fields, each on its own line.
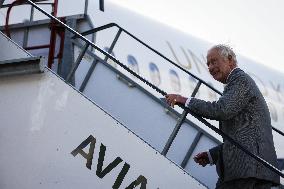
left=194, top=152, right=210, bottom=167
left=165, top=94, right=187, bottom=107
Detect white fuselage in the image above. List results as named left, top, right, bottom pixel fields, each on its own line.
left=89, top=1, right=284, bottom=158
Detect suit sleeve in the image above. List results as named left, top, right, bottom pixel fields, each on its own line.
left=187, top=76, right=254, bottom=120
left=209, top=144, right=223, bottom=165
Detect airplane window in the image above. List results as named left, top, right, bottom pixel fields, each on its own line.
left=188, top=75, right=197, bottom=83
left=267, top=102, right=278, bottom=122
left=169, top=69, right=181, bottom=92
left=149, top=62, right=161, bottom=86
left=127, top=55, right=140, bottom=76
left=104, top=47, right=116, bottom=68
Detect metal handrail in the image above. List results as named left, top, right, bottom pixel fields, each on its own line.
left=78, top=23, right=284, bottom=137
left=77, top=23, right=221, bottom=95
left=24, top=0, right=284, bottom=179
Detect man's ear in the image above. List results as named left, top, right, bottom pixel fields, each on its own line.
left=228, top=55, right=235, bottom=66
left=228, top=55, right=232, bottom=61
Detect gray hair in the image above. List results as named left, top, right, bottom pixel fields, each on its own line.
left=211, top=44, right=237, bottom=63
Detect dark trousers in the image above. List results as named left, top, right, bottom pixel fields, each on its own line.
left=216, top=178, right=272, bottom=189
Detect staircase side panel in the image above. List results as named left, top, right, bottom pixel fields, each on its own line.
left=0, top=69, right=206, bottom=189
left=0, top=31, right=31, bottom=61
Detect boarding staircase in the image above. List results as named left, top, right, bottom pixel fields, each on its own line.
left=0, top=0, right=283, bottom=188
left=0, top=30, right=207, bottom=189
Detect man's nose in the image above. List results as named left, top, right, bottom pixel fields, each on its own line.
left=208, top=64, right=214, bottom=72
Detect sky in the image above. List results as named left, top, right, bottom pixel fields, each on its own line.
left=108, top=0, right=284, bottom=74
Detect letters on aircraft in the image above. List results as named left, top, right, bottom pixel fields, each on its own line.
left=71, top=135, right=147, bottom=189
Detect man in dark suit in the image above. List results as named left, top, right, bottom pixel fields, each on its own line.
left=166, top=45, right=280, bottom=188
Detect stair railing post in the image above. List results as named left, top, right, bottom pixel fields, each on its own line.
left=66, top=43, right=90, bottom=83
left=79, top=28, right=122, bottom=92
left=161, top=81, right=202, bottom=156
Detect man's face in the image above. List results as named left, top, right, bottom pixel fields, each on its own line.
left=206, top=48, right=234, bottom=83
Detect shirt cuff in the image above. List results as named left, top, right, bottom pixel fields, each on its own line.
left=207, top=151, right=214, bottom=165
left=185, top=97, right=192, bottom=107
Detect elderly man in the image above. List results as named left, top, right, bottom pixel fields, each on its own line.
left=166, top=45, right=280, bottom=189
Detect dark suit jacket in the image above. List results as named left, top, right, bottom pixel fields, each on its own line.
left=188, top=68, right=280, bottom=185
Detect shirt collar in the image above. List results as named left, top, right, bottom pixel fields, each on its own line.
left=226, top=67, right=239, bottom=83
